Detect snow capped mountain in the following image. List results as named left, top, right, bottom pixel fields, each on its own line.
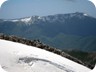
left=0, top=39, right=91, bottom=72
left=8, top=12, right=90, bottom=25
left=20, top=17, right=32, bottom=23
left=10, top=16, right=42, bottom=25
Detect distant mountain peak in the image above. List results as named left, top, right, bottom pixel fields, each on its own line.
left=4, top=12, right=91, bottom=25
left=61, top=12, right=89, bottom=19
left=20, top=17, right=32, bottom=23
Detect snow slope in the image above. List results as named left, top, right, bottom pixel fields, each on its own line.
left=0, top=65, right=7, bottom=72
left=0, top=39, right=91, bottom=72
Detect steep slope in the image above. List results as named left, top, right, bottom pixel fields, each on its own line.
left=0, top=12, right=96, bottom=51
left=0, top=39, right=91, bottom=72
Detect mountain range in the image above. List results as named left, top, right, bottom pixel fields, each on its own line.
left=0, top=12, right=96, bottom=52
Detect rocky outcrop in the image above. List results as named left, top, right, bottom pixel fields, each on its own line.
left=0, top=33, right=94, bottom=69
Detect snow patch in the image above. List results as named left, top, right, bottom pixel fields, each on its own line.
left=20, top=17, right=32, bottom=23
left=11, top=20, right=19, bottom=22
left=84, top=13, right=88, bottom=16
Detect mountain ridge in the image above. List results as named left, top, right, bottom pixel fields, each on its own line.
left=4, top=12, right=92, bottom=24
left=0, top=12, right=96, bottom=52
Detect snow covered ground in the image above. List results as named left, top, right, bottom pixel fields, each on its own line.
left=0, top=39, right=92, bottom=72
left=0, top=65, right=7, bottom=72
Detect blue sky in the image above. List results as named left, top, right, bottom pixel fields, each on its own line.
left=0, top=0, right=96, bottom=19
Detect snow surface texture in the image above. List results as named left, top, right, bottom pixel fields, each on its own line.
left=0, top=65, right=7, bottom=72
left=0, top=39, right=91, bottom=72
